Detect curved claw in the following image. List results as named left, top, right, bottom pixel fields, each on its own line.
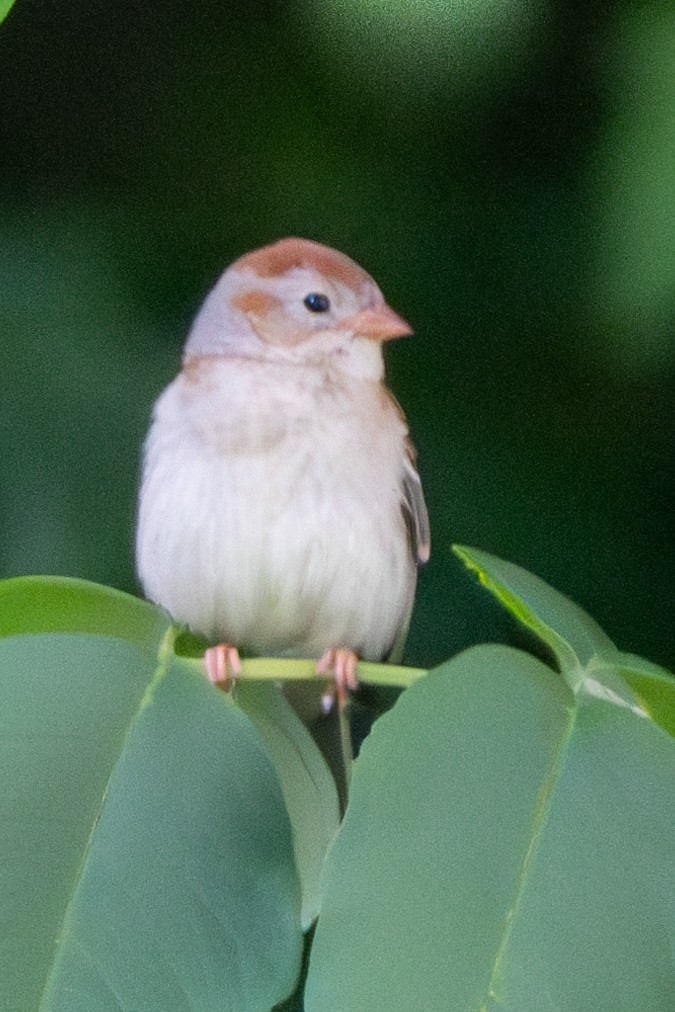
left=204, top=644, right=242, bottom=690
left=317, top=647, right=359, bottom=710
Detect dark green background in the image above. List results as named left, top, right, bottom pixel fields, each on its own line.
left=1, top=2, right=673, bottom=669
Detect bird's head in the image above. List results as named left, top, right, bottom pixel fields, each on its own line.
left=183, top=238, right=412, bottom=379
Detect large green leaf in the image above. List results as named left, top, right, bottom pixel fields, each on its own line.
left=617, top=654, right=675, bottom=738
left=0, top=574, right=170, bottom=645
left=305, top=644, right=675, bottom=1010
left=453, top=544, right=619, bottom=675
left=0, top=579, right=303, bottom=1010
left=454, top=545, right=675, bottom=735
left=235, top=680, right=341, bottom=929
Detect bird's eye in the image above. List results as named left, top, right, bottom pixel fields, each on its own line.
left=303, top=292, right=331, bottom=313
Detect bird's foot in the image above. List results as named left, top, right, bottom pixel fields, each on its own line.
left=204, top=644, right=242, bottom=690
left=316, top=647, right=359, bottom=711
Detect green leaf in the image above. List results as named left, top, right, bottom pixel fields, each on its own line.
left=619, top=654, right=675, bottom=737
left=235, top=680, right=341, bottom=929
left=453, top=545, right=618, bottom=680
left=0, top=1, right=16, bottom=26
left=453, top=545, right=674, bottom=730
left=0, top=580, right=302, bottom=1010
left=0, top=575, right=171, bottom=648
left=305, top=644, right=675, bottom=1010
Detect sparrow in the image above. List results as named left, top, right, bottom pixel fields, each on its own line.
left=136, top=238, right=429, bottom=705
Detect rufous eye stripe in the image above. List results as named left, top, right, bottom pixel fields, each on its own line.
left=231, top=290, right=281, bottom=315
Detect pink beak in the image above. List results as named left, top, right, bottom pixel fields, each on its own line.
left=340, top=304, right=413, bottom=342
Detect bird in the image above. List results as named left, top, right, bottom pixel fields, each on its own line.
left=136, top=238, right=429, bottom=705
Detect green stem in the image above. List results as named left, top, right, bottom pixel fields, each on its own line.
left=338, top=705, right=354, bottom=787
left=182, top=654, right=428, bottom=689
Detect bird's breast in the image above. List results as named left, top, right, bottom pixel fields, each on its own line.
left=137, top=358, right=415, bottom=658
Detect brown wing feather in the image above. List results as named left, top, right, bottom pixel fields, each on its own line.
left=383, top=389, right=430, bottom=566
left=402, top=436, right=430, bottom=565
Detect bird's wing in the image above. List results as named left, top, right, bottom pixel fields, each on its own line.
left=402, top=436, right=430, bottom=566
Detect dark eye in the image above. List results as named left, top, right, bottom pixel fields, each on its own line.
left=303, top=292, right=331, bottom=313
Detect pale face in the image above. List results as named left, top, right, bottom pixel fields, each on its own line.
left=231, top=264, right=377, bottom=347
left=182, top=238, right=412, bottom=379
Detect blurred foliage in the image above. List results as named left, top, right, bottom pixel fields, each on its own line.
left=307, top=0, right=548, bottom=108
left=587, top=7, right=675, bottom=376
left=0, top=1, right=673, bottom=669
left=0, top=0, right=15, bottom=27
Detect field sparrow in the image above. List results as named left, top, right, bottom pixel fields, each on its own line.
left=136, top=238, right=429, bottom=704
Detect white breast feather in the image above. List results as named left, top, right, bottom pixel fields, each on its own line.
left=136, top=357, right=416, bottom=660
